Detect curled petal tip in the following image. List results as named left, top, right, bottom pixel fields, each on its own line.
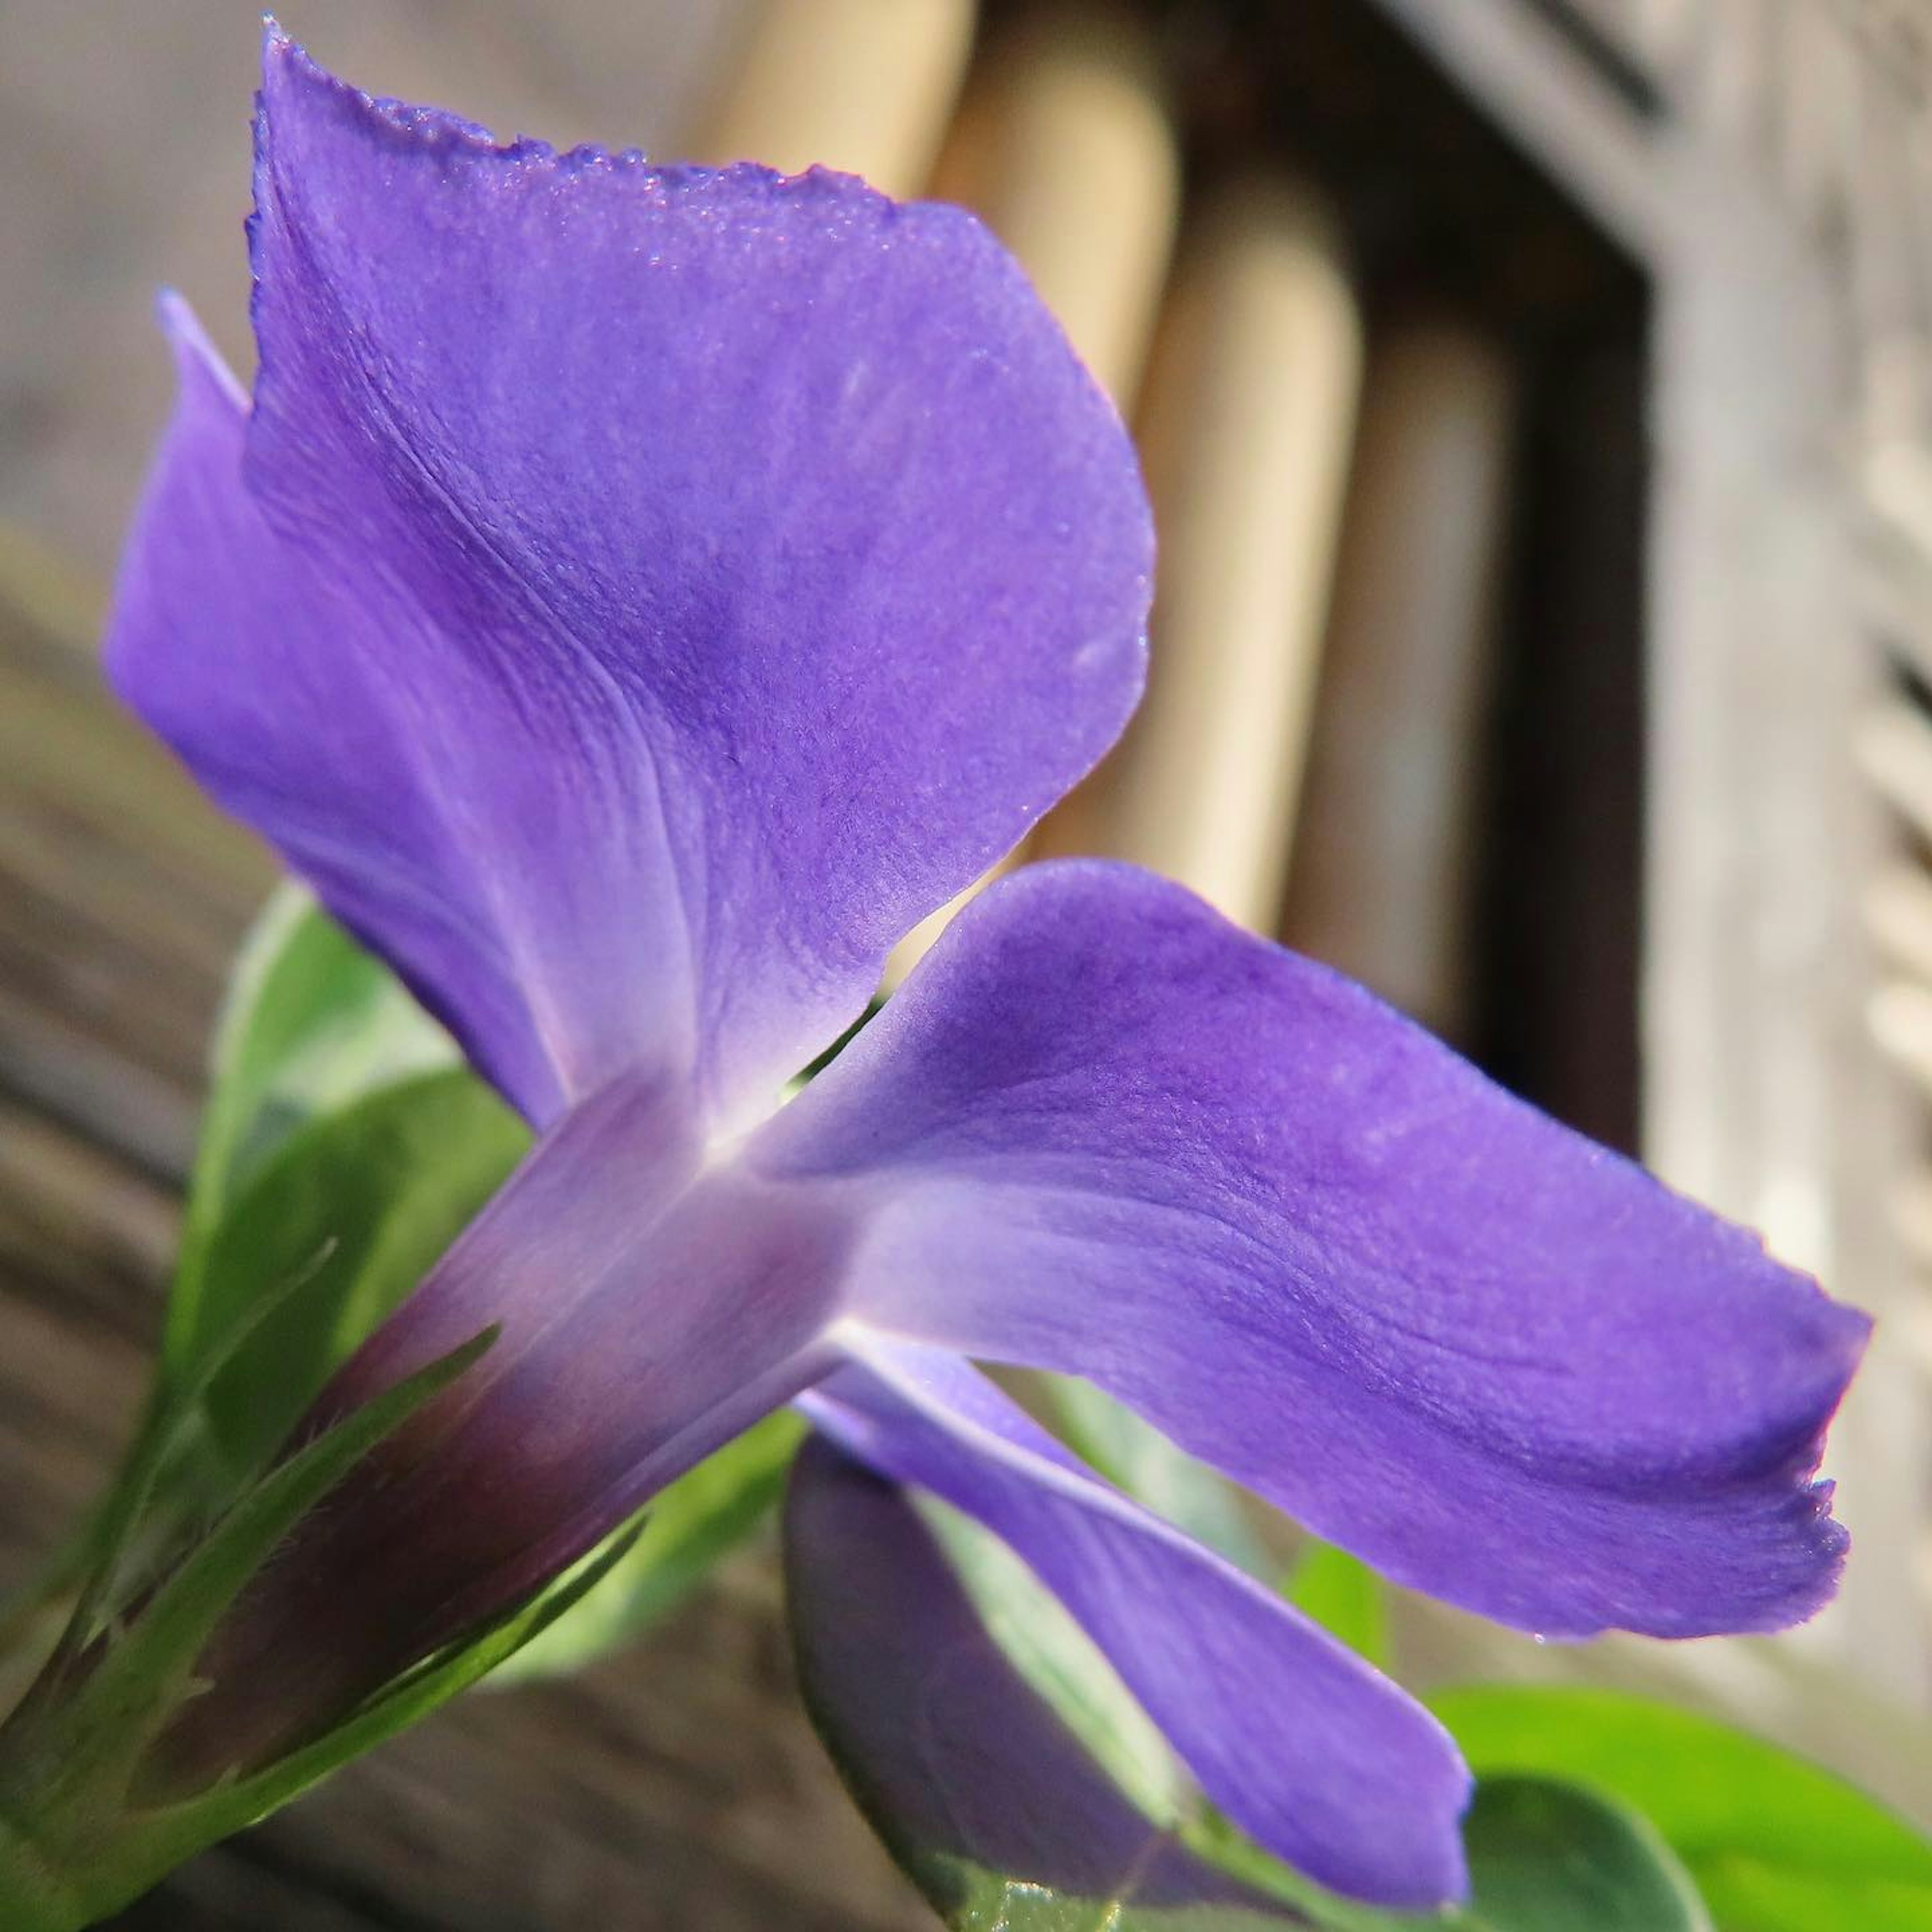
left=260, top=17, right=302, bottom=76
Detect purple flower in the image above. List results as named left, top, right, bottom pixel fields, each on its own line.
left=105, top=30, right=1868, bottom=1911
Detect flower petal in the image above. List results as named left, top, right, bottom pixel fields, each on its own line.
left=107, top=32, right=1149, bottom=1129
left=801, top=1341, right=1471, bottom=1908
left=754, top=861, right=1871, bottom=1641
left=107, top=301, right=577, bottom=1118
left=784, top=1434, right=1313, bottom=1924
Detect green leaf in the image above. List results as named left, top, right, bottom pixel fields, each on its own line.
left=1688, top=1865, right=1932, bottom=1932
left=1432, top=1684, right=1932, bottom=1932
left=491, top=1409, right=805, bottom=1684
left=169, top=884, right=457, bottom=1369
left=1461, top=1778, right=1710, bottom=1931
left=191, top=1069, right=528, bottom=1478
left=1283, top=1543, right=1390, bottom=1672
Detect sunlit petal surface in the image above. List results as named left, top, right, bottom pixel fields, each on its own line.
left=759, top=861, right=1870, bottom=1640
left=107, top=32, right=1149, bottom=1132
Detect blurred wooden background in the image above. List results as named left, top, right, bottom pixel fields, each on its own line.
left=5, top=0, right=1932, bottom=1922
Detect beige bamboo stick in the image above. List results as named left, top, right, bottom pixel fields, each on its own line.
left=696, top=0, right=977, bottom=198
left=1694, top=0, right=1774, bottom=149
left=1280, top=324, right=1517, bottom=1042
left=1629, top=0, right=1702, bottom=72
left=1869, top=978, right=1932, bottom=1098
left=1889, top=1172, right=1932, bottom=1276
left=1035, top=175, right=1364, bottom=932
left=929, top=2, right=1178, bottom=399
left=887, top=2, right=1180, bottom=984
left=1854, top=700, right=1932, bottom=847
left=1864, top=863, right=1932, bottom=985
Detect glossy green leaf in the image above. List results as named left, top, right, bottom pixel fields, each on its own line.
left=1433, top=1684, right=1932, bottom=1932
left=1204, top=1780, right=1712, bottom=1932
left=169, top=884, right=457, bottom=1369
left=492, top=1409, right=806, bottom=1684
left=1461, top=1778, right=1710, bottom=1931
left=1283, top=1543, right=1390, bottom=1672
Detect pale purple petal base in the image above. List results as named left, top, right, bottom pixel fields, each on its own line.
left=154, top=1072, right=847, bottom=1787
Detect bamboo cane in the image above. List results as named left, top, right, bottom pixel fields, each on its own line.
left=696, top=0, right=977, bottom=197
left=1280, top=323, right=1517, bottom=1042
left=1035, top=175, right=1363, bottom=933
